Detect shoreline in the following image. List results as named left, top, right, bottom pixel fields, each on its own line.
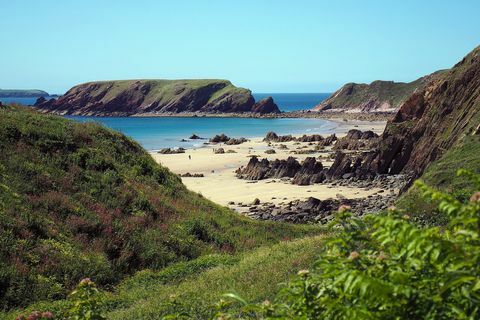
left=150, top=119, right=389, bottom=216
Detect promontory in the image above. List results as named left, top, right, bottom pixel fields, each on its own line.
left=34, top=79, right=280, bottom=116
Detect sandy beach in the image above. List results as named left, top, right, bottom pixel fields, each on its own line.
left=151, top=118, right=388, bottom=210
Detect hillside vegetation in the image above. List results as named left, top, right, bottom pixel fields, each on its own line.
left=0, top=105, right=318, bottom=311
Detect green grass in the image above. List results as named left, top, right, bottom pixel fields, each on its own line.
left=2, top=235, right=326, bottom=319
left=0, top=105, right=321, bottom=311
left=67, top=79, right=249, bottom=107
left=396, top=135, right=480, bottom=225
left=107, top=235, right=325, bottom=319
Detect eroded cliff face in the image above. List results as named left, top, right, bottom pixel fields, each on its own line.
left=34, top=79, right=280, bottom=115
left=330, top=46, right=480, bottom=181
left=313, top=72, right=445, bottom=113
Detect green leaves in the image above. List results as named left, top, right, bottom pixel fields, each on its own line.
left=221, top=169, right=480, bottom=319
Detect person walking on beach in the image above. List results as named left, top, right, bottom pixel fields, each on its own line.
left=189, top=155, right=191, bottom=160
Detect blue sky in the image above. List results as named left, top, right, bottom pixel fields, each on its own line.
left=1, top=0, right=479, bottom=93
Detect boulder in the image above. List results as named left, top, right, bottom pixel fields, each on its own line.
left=251, top=97, right=281, bottom=114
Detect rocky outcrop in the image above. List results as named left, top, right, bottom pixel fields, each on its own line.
left=333, top=129, right=379, bottom=151
left=263, top=132, right=336, bottom=144
left=209, top=134, right=248, bottom=145
left=327, top=46, right=480, bottom=181
left=157, top=148, right=186, bottom=154
left=362, top=46, right=480, bottom=179
left=236, top=156, right=325, bottom=185
left=263, top=132, right=295, bottom=142
left=313, top=71, right=446, bottom=113
left=34, top=80, right=280, bottom=116
left=251, top=97, right=280, bottom=114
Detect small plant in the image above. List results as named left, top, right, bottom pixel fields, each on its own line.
left=68, top=278, right=106, bottom=320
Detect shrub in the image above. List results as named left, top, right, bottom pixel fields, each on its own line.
left=220, top=170, right=480, bottom=319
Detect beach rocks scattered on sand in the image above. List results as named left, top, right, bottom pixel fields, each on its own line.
left=316, top=134, right=338, bottom=148
left=189, top=134, right=204, bottom=139
left=214, top=148, right=225, bottom=154
left=236, top=156, right=326, bottom=185
left=242, top=193, right=397, bottom=223
left=225, top=137, right=248, bottom=145
left=265, top=149, right=276, bottom=154
left=210, top=134, right=248, bottom=145
left=263, top=132, right=338, bottom=148
left=158, top=147, right=186, bottom=154
left=210, top=134, right=230, bottom=143
left=180, top=172, right=204, bottom=178
left=263, top=132, right=295, bottom=142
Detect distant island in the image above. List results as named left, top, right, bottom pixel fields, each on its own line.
left=0, top=88, right=49, bottom=98
left=34, top=79, right=280, bottom=116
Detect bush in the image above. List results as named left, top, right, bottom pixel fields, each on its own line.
left=220, top=170, right=480, bottom=319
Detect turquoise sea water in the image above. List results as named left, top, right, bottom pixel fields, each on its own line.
left=68, top=116, right=338, bottom=150
left=2, top=93, right=334, bottom=150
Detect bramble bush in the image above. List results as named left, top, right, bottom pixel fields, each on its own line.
left=219, top=169, right=480, bottom=319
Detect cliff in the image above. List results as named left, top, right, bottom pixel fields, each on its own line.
left=0, top=88, right=49, bottom=97
left=313, top=71, right=445, bottom=113
left=34, top=79, right=280, bottom=115
left=362, top=46, right=480, bottom=178
left=325, top=46, right=480, bottom=182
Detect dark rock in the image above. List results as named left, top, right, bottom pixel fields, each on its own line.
left=214, top=148, right=225, bottom=154
left=189, top=134, right=203, bottom=139
left=251, top=97, right=281, bottom=114
left=225, top=137, right=248, bottom=145
left=210, top=134, right=230, bottom=143
left=158, top=148, right=185, bottom=154
left=265, top=149, right=276, bottom=154
left=180, top=172, right=204, bottom=177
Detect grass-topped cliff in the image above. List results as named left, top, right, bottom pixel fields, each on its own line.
left=314, top=71, right=446, bottom=113
left=34, top=79, right=280, bottom=115
left=0, top=105, right=314, bottom=311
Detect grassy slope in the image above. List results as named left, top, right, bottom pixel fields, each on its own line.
left=396, top=135, right=480, bottom=224
left=0, top=106, right=320, bottom=311
left=3, top=235, right=326, bottom=320
left=70, top=79, right=251, bottom=106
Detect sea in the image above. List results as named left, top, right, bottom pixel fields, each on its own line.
left=1, top=93, right=333, bottom=151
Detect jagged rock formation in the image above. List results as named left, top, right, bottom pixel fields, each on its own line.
left=236, top=156, right=325, bottom=185
left=34, top=79, right=280, bottom=116
left=209, top=134, right=248, bottom=145
left=263, top=132, right=337, bottom=144
left=250, top=96, right=280, bottom=114
left=313, top=71, right=446, bottom=113
left=333, top=129, right=379, bottom=150
left=327, top=46, right=480, bottom=181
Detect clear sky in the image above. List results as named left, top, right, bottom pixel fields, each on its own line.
left=1, top=0, right=479, bottom=93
